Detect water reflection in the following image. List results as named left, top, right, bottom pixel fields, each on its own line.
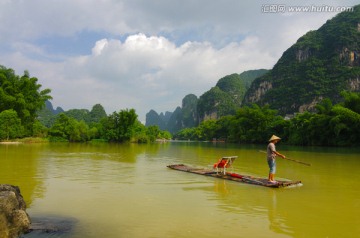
left=267, top=190, right=294, bottom=237
left=0, top=143, right=45, bottom=206
left=183, top=178, right=300, bottom=237
left=43, top=142, right=150, bottom=163
left=0, top=142, right=157, bottom=207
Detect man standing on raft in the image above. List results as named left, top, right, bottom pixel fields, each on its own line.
left=267, top=135, right=286, bottom=183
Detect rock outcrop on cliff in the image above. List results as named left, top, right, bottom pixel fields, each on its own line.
left=244, top=5, right=360, bottom=115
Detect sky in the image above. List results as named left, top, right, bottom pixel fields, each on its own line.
left=0, top=0, right=358, bottom=122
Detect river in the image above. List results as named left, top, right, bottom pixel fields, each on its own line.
left=0, top=142, right=359, bottom=238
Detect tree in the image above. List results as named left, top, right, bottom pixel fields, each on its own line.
left=159, top=130, right=172, bottom=140
left=330, top=105, right=360, bottom=145
left=196, top=120, right=219, bottom=141
left=32, top=120, right=48, bottom=138
left=102, top=109, right=138, bottom=142
left=287, top=112, right=313, bottom=145
left=131, top=120, right=149, bottom=143
left=341, top=91, right=360, bottom=114
left=316, top=98, right=333, bottom=114
left=48, top=113, right=83, bottom=142
left=0, top=109, right=24, bottom=140
left=0, top=66, right=52, bottom=136
left=215, top=115, right=236, bottom=142
left=146, top=125, right=161, bottom=142
left=230, top=104, right=282, bottom=143
left=175, top=127, right=197, bottom=140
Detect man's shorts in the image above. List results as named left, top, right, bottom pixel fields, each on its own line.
left=267, top=159, right=276, bottom=174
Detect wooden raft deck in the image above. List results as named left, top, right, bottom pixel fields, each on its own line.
left=167, top=164, right=302, bottom=188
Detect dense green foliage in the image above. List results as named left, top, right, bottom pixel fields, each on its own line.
left=197, top=71, right=268, bottom=121
left=176, top=104, right=284, bottom=143
left=0, top=109, right=24, bottom=140
left=45, top=108, right=172, bottom=143
left=239, top=69, right=269, bottom=90
left=198, top=86, right=237, bottom=120
left=48, top=113, right=91, bottom=142
left=216, top=73, right=246, bottom=106
left=244, top=5, right=360, bottom=115
left=215, top=71, right=269, bottom=106
left=0, top=66, right=52, bottom=135
left=101, top=109, right=138, bottom=142
left=229, top=104, right=284, bottom=143
left=176, top=92, right=360, bottom=146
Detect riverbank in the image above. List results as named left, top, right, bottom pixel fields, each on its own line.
left=0, top=141, right=22, bottom=144
left=0, top=138, right=49, bottom=144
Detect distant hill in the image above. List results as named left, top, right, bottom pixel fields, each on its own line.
left=145, top=109, right=169, bottom=130
left=37, top=101, right=64, bottom=127
left=146, top=69, right=268, bottom=133
left=45, top=100, right=64, bottom=114
left=37, top=102, right=107, bottom=127
left=145, top=94, right=199, bottom=133
left=198, top=70, right=268, bottom=121
left=244, top=5, right=360, bottom=115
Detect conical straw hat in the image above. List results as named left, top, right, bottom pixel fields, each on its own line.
left=269, top=135, right=281, bottom=142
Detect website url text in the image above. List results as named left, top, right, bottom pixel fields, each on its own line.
left=262, top=5, right=354, bottom=13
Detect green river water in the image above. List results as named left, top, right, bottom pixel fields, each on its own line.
left=0, top=142, right=359, bottom=238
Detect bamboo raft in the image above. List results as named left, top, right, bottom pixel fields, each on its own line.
left=167, top=164, right=302, bottom=188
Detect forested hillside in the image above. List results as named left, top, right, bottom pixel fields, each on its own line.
left=244, top=5, right=360, bottom=115
left=175, top=6, right=360, bottom=146
left=175, top=91, right=360, bottom=146
left=146, top=69, right=268, bottom=133
left=197, top=70, right=268, bottom=120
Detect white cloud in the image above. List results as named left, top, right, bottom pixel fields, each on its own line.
left=92, top=39, right=109, bottom=56
left=60, top=33, right=276, bottom=119
left=0, top=0, right=130, bottom=42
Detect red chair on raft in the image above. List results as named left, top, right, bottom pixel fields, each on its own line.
left=213, top=156, right=237, bottom=175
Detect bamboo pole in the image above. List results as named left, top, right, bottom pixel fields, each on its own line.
left=259, top=150, right=311, bottom=166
